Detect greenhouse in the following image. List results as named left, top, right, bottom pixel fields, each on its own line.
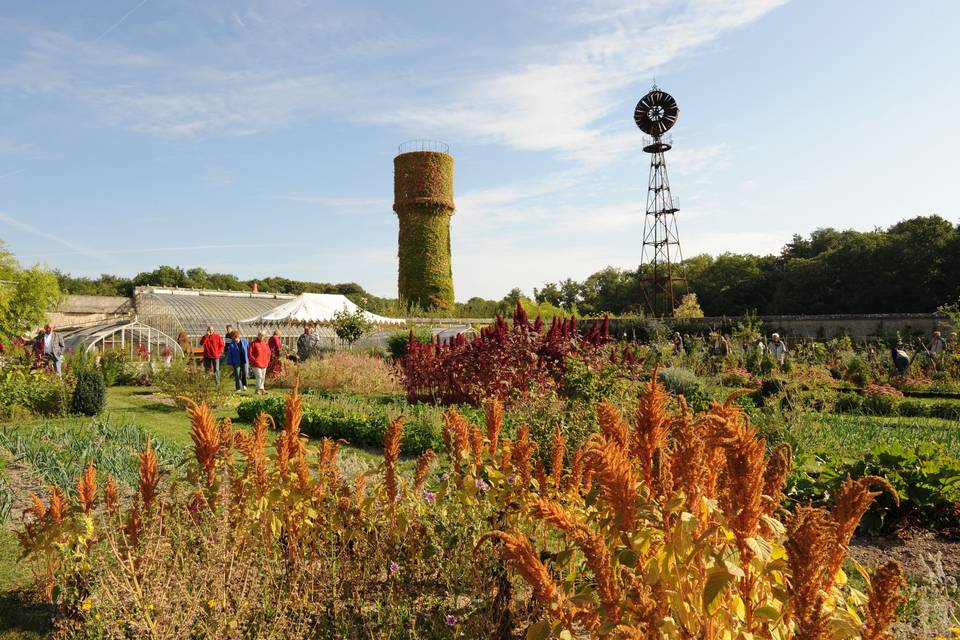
left=62, top=320, right=184, bottom=359
left=133, top=286, right=337, bottom=346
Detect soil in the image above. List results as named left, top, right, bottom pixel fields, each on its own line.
left=849, top=531, right=960, bottom=579
left=1, top=448, right=46, bottom=525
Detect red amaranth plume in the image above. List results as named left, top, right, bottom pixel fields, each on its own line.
left=534, top=316, right=544, bottom=333
left=601, top=316, right=609, bottom=340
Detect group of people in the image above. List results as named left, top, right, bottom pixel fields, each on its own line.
left=671, top=330, right=789, bottom=365
left=199, top=326, right=284, bottom=393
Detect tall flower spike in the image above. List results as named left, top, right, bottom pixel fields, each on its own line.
left=512, top=425, right=535, bottom=490
left=139, top=435, right=159, bottom=511
left=862, top=561, right=906, bottom=640
left=550, top=427, right=566, bottom=489
left=443, top=408, right=471, bottom=474
left=475, top=531, right=571, bottom=629
left=785, top=507, right=835, bottom=640
left=632, top=368, right=672, bottom=487
left=712, top=415, right=766, bottom=563
left=383, top=416, right=404, bottom=527
left=827, top=475, right=898, bottom=582
left=530, top=499, right=620, bottom=616
left=124, top=502, right=142, bottom=547
left=596, top=401, right=629, bottom=451
left=413, top=450, right=436, bottom=494
left=761, top=443, right=792, bottom=517
left=565, top=445, right=585, bottom=494
left=470, top=425, right=484, bottom=470
left=104, top=476, right=119, bottom=514
left=284, top=382, right=304, bottom=445
left=75, top=462, right=97, bottom=515
left=47, top=486, right=67, bottom=524
left=484, top=398, right=504, bottom=455
left=584, top=434, right=639, bottom=533
left=185, top=400, right=220, bottom=485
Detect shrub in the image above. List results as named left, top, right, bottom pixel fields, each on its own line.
left=71, top=369, right=106, bottom=416
left=843, top=353, right=871, bottom=387
left=155, top=359, right=224, bottom=408
left=236, top=394, right=442, bottom=454
left=98, top=348, right=140, bottom=386
left=720, top=367, right=759, bottom=387
left=400, top=303, right=612, bottom=405
left=385, top=327, right=431, bottom=359
left=656, top=366, right=699, bottom=397
left=0, top=369, right=71, bottom=419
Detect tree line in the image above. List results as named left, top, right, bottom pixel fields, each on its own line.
left=534, top=215, right=960, bottom=316
left=52, top=214, right=959, bottom=318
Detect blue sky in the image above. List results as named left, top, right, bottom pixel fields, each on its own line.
left=1, top=1, right=958, bottom=300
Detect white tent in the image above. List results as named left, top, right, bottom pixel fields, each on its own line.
left=240, top=293, right=405, bottom=326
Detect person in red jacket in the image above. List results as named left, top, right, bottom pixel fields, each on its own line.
left=200, top=325, right=225, bottom=385
left=248, top=330, right=271, bottom=395
left=267, top=329, right=284, bottom=377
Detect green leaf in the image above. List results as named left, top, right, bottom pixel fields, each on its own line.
left=703, top=565, right=734, bottom=609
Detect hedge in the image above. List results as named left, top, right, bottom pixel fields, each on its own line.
left=236, top=395, right=444, bottom=455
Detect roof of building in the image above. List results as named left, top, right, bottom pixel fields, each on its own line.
left=133, top=286, right=335, bottom=338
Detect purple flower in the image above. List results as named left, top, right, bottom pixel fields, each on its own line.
left=423, top=490, right=436, bottom=504
left=441, top=471, right=451, bottom=480
left=388, top=561, right=400, bottom=576
left=506, top=474, right=516, bottom=486
left=445, top=614, right=458, bottom=627
left=475, top=478, right=491, bottom=492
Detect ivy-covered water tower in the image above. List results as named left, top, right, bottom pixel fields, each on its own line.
left=393, top=140, right=455, bottom=310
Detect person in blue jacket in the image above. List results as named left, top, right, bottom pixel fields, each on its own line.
left=225, top=330, right=249, bottom=391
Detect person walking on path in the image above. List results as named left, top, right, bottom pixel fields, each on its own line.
left=248, top=331, right=271, bottom=395
left=200, top=325, right=225, bottom=384
left=767, top=333, right=788, bottom=365
left=297, top=324, right=319, bottom=361
left=225, top=330, right=249, bottom=391
left=35, top=323, right=65, bottom=379
left=268, top=329, right=284, bottom=376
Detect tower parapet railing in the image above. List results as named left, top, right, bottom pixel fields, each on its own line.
left=642, top=133, right=673, bottom=153
left=398, top=139, right=451, bottom=155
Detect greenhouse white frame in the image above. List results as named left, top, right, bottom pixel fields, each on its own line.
left=62, top=320, right=184, bottom=359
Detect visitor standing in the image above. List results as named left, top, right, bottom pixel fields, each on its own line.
left=248, top=331, right=271, bottom=395
left=268, top=329, right=283, bottom=376
left=929, top=330, right=947, bottom=355
left=671, top=331, right=684, bottom=355
left=225, top=330, right=249, bottom=391
left=718, top=335, right=730, bottom=357
left=200, top=325, right=224, bottom=384
left=35, top=323, right=65, bottom=379
left=767, top=333, right=787, bottom=365
left=297, top=325, right=319, bottom=361
left=176, top=331, right=192, bottom=362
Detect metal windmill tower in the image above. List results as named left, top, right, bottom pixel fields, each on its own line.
left=634, top=85, right=688, bottom=317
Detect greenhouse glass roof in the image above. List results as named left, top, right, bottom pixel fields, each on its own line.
left=133, top=287, right=335, bottom=339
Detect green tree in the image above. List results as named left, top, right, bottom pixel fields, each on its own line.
left=0, top=242, right=62, bottom=341
left=332, top=306, right=373, bottom=345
